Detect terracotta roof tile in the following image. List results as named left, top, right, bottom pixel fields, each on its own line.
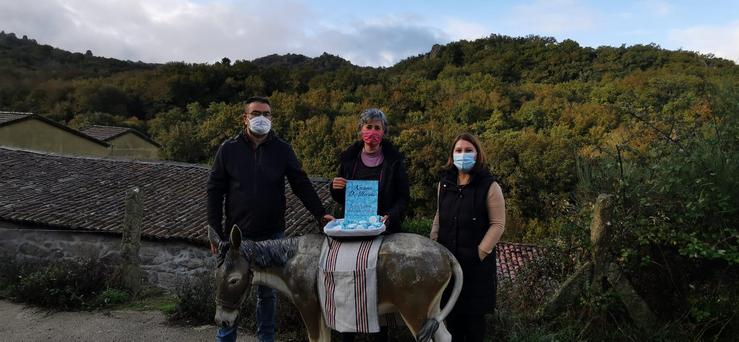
left=495, top=242, right=545, bottom=280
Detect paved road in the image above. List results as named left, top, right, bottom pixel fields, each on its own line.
left=0, top=300, right=256, bottom=341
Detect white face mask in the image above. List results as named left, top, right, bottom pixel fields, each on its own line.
left=248, top=116, right=271, bottom=135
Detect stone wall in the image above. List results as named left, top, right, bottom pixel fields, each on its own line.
left=0, top=222, right=214, bottom=291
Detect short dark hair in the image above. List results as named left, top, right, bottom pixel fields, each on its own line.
left=358, top=108, right=388, bottom=133
left=244, top=96, right=270, bottom=106
left=443, top=132, right=488, bottom=173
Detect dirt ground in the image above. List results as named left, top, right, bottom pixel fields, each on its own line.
left=0, top=300, right=256, bottom=341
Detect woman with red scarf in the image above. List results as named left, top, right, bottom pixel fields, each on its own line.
left=330, top=108, right=411, bottom=342
left=330, top=108, right=410, bottom=235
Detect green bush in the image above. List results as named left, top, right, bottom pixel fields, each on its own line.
left=4, top=257, right=119, bottom=310
left=97, top=288, right=130, bottom=306
left=170, top=272, right=215, bottom=325
left=401, top=217, right=433, bottom=236
left=0, top=254, right=21, bottom=298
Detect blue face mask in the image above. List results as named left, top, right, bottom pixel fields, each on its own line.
left=453, top=152, right=477, bottom=172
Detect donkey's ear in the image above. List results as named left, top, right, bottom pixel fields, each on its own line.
left=208, top=225, right=222, bottom=246
left=230, top=224, right=242, bottom=249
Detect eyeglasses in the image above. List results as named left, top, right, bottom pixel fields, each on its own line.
left=246, top=111, right=272, bottom=118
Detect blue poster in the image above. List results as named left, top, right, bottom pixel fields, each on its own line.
left=345, top=180, right=378, bottom=223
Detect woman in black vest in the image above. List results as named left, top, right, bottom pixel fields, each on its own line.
left=330, top=108, right=411, bottom=342
left=431, top=133, right=506, bottom=341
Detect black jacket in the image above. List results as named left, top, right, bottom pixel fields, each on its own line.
left=207, top=132, right=326, bottom=240
left=329, top=141, right=410, bottom=234
left=438, top=168, right=497, bottom=314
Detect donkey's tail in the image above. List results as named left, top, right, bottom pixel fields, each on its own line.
left=416, top=250, right=463, bottom=342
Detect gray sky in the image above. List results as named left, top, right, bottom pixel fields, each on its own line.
left=1, top=0, right=737, bottom=67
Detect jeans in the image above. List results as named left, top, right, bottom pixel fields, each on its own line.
left=216, top=231, right=284, bottom=342
left=255, top=285, right=277, bottom=341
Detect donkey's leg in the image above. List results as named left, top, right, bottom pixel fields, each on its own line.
left=428, top=285, right=451, bottom=342
left=433, top=321, right=452, bottom=342
left=404, top=287, right=451, bottom=341
left=394, top=296, right=435, bottom=337
left=317, top=315, right=331, bottom=342
left=297, top=305, right=329, bottom=342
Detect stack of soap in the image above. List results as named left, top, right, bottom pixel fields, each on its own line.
left=323, top=216, right=386, bottom=237
left=329, top=216, right=384, bottom=230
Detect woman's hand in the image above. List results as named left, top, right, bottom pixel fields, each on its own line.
left=332, top=177, right=347, bottom=190
left=430, top=231, right=438, bottom=241
left=478, top=246, right=490, bottom=261
left=381, top=215, right=389, bottom=225
left=322, top=214, right=335, bottom=224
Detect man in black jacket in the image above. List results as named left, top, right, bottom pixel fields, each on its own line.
left=207, top=96, right=333, bottom=342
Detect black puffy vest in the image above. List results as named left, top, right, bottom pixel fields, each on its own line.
left=438, top=168, right=498, bottom=314
left=437, top=169, right=496, bottom=263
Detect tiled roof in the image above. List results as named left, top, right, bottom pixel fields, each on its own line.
left=0, top=147, right=541, bottom=277
left=0, top=111, right=32, bottom=125
left=81, top=125, right=161, bottom=147
left=0, top=111, right=109, bottom=147
left=0, top=147, right=331, bottom=244
left=496, top=242, right=544, bottom=280
left=81, top=125, right=130, bottom=141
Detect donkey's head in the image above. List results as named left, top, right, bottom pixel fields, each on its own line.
left=208, top=225, right=253, bottom=328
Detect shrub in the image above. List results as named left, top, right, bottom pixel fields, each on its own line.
left=6, top=257, right=116, bottom=310
left=401, top=217, right=433, bottom=236
left=170, top=272, right=216, bottom=325
left=97, top=288, right=130, bottom=306
left=0, top=254, right=22, bottom=298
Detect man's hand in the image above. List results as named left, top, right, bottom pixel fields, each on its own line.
left=381, top=215, right=389, bottom=225
left=332, top=177, right=347, bottom=190
left=322, top=214, right=335, bottom=224
left=210, top=242, right=217, bottom=256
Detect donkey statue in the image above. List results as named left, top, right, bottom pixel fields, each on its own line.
left=208, top=225, right=463, bottom=342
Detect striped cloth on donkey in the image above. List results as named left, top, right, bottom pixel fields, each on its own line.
left=318, top=236, right=384, bottom=333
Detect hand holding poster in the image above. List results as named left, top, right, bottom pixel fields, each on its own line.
left=323, top=179, right=385, bottom=236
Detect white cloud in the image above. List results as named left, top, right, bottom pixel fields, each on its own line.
left=669, top=21, right=739, bottom=62
left=0, top=0, right=476, bottom=66
left=0, top=0, right=313, bottom=63
left=304, top=18, right=447, bottom=67
left=507, top=0, right=597, bottom=35
left=644, top=0, right=672, bottom=16
left=442, top=18, right=489, bottom=41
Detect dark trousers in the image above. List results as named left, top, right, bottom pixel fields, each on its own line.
left=341, top=327, right=389, bottom=342
left=446, top=312, right=486, bottom=342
